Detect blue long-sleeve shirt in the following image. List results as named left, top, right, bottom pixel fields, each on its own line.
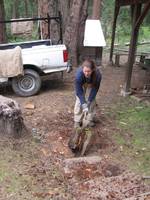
left=75, top=67, right=102, bottom=105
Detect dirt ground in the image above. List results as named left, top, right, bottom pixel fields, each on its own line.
left=0, top=57, right=150, bottom=200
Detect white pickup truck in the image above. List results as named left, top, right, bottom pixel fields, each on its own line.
left=0, top=39, right=72, bottom=97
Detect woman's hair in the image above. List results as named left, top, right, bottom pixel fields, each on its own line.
left=82, top=59, right=97, bottom=87
left=82, top=59, right=96, bottom=71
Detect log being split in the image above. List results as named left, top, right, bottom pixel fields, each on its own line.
left=0, top=95, right=24, bottom=138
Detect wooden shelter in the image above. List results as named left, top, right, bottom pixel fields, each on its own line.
left=110, top=0, right=150, bottom=95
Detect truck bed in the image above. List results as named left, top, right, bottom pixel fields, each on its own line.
left=0, top=39, right=52, bottom=50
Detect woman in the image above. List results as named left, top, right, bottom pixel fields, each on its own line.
left=74, top=59, right=102, bottom=128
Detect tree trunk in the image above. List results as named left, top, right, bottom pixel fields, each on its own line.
left=38, top=0, right=49, bottom=39
left=92, top=0, right=102, bottom=19
left=77, top=0, right=88, bottom=62
left=92, top=0, right=102, bottom=65
left=48, top=0, right=60, bottom=43
left=0, top=0, right=6, bottom=43
left=12, top=0, right=19, bottom=18
left=25, top=0, right=29, bottom=17
left=0, top=96, right=25, bottom=138
left=38, top=0, right=61, bottom=42
left=64, top=0, right=88, bottom=67
left=38, top=0, right=88, bottom=66
left=58, top=0, right=71, bottom=34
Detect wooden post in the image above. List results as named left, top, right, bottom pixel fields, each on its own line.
left=109, top=2, right=120, bottom=64
left=95, top=47, right=103, bottom=66
left=135, top=2, right=150, bottom=30
left=123, top=4, right=142, bottom=94
left=122, top=2, right=150, bottom=95
left=139, top=55, right=145, bottom=66
left=115, top=54, right=120, bottom=67
left=130, top=5, right=134, bottom=26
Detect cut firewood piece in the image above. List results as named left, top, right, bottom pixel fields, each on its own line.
left=63, top=156, right=102, bottom=176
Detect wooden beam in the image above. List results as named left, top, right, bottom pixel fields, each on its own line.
left=135, top=2, right=150, bottom=29
left=109, top=2, right=120, bottom=62
left=131, top=5, right=135, bottom=26
left=117, top=0, right=148, bottom=7
left=123, top=4, right=142, bottom=94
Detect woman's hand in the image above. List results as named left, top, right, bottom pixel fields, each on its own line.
left=82, top=103, right=88, bottom=114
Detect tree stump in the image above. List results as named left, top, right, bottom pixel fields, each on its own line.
left=0, top=95, right=24, bottom=138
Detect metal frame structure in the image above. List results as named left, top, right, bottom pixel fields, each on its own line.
left=109, top=0, right=150, bottom=94
left=0, top=11, right=63, bottom=44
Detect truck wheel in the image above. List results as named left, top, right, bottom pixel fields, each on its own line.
left=12, top=69, right=41, bottom=97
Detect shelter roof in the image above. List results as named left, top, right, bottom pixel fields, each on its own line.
left=116, top=0, right=148, bottom=7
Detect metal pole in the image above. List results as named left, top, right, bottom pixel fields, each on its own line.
left=47, top=14, right=50, bottom=39
left=59, top=11, right=63, bottom=44
left=0, top=16, right=60, bottom=23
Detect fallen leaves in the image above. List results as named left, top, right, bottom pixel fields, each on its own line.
left=41, top=148, right=49, bottom=157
